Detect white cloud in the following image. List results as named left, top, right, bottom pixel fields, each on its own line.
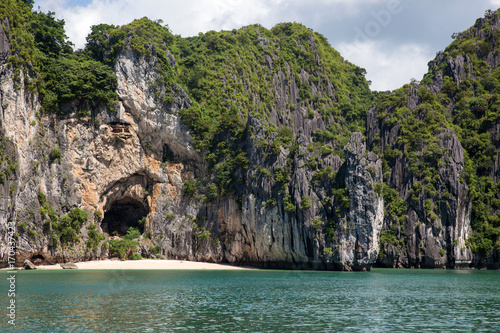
left=35, top=0, right=392, bottom=49
left=35, top=0, right=284, bottom=49
left=338, top=41, right=432, bottom=91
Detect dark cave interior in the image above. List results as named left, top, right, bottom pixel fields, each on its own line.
left=101, top=197, right=148, bottom=236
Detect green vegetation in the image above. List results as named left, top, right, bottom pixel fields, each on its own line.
left=150, top=245, right=160, bottom=255
left=192, top=219, right=214, bottom=244
left=300, top=196, right=312, bottom=211
left=0, top=138, right=17, bottom=184
left=3, top=1, right=499, bottom=262
left=325, top=219, right=337, bottom=240
left=129, top=253, right=142, bottom=260
left=0, top=0, right=42, bottom=72
left=49, top=148, right=61, bottom=163
left=380, top=228, right=398, bottom=247
left=312, top=166, right=336, bottom=185
left=86, top=223, right=104, bottom=252
left=79, top=18, right=371, bottom=198
left=2, top=1, right=372, bottom=204
left=331, top=188, right=349, bottom=211
left=284, top=195, right=296, bottom=213
left=38, top=191, right=93, bottom=247
left=183, top=179, right=198, bottom=197
left=94, top=210, right=103, bottom=222
left=40, top=53, right=118, bottom=112
left=266, top=198, right=277, bottom=208
left=274, top=166, right=290, bottom=189
left=108, top=226, right=141, bottom=259
left=434, top=13, right=500, bottom=255
left=311, top=218, right=324, bottom=231
left=109, top=238, right=138, bottom=260
left=0, top=1, right=118, bottom=114
left=52, top=208, right=88, bottom=246
left=123, top=226, right=141, bottom=240
left=376, top=10, right=500, bottom=257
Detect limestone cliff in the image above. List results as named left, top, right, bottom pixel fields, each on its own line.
left=0, top=30, right=384, bottom=270
left=0, top=36, right=221, bottom=266
left=0, top=4, right=499, bottom=270
left=338, top=133, right=383, bottom=270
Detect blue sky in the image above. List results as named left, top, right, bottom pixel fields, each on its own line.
left=34, top=0, right=499, bottom=91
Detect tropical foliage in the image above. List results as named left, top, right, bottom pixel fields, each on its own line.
left=1, top=0, right=499, bottom=260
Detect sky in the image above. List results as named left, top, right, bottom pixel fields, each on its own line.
left=33, top=0, right=500, bottom=91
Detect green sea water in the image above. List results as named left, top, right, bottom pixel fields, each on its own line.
left=1, top=268, right=499, bottom=332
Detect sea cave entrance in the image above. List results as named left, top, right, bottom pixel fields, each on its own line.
left=101, top=197, right=149, bottom=236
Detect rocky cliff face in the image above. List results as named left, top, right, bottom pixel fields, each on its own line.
left=370, top=11, right=500, bottom=269
left=338, top=133, right=383, bottom=270
left=373, top=107, right=474, bottom=268
left=0, top=43, right=385, bottom=270
left=0, top=42, right=222, bottom=266
left=1, top=8, right=499, bottom=270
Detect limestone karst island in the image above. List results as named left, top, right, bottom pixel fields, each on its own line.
left=1, top=0, right=500, bottom=272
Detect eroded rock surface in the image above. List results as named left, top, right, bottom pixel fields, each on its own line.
left=0, top=19, right=493, bottom=270
left=336, top=133, right=383, bottom=271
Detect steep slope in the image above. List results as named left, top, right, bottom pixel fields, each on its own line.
left=83, top=19, right=380, bottom=269
left=0, top=2, right=220, bottom=266
left=372, top=9, right=500, bottom=268
left=0, top=0, right=498, bottom=270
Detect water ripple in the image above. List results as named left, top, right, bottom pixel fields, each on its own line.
left=2, top=269, right=499, bottom=332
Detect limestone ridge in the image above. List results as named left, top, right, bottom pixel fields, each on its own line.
left=0, top=4, right=499, bottom=270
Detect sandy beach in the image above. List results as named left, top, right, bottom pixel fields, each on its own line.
left=32, top=259, right=255, bottom=270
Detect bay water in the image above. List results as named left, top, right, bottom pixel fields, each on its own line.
left=1, top=268, right=499, bottom=332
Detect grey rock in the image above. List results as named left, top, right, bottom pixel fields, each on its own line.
left=0, top=18, right=496, bottom=271
left=166, top=51, right=176, bottom=68
left=61, top=263, right=78, bottom=269
left=486, top=52, right=500, bottom=69
left=307, top=34, right=321, bottom=66
left=24, top=260, right=36, bottom=270
left=257, top=36, right=270, bottom=49
left=366, top=105, right=379, bottom=149
left=447, top=55, right=466, bottom=85
left=490, top=120, right=500, bottom=182
left=336, top=133, right=383, bottom=271
left=430, top=70, right=443, bottom=93
left=264, top=54, right=273, bottom=71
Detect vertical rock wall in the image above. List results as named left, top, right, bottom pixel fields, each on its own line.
left=0, top=25, right=490, bottom=269
left=336, top=133, right=383, bottom=270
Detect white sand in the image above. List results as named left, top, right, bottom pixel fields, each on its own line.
left=34, top=259, right=254, bottom=270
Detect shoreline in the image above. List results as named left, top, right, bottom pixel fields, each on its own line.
left=2, top=260, right=497, bottom=271
left=3, top=259, right=257, bottom=271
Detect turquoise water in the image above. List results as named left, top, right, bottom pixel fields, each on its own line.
left=1, top=268, right=499, bottom=332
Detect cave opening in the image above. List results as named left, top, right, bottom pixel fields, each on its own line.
left=101, top=197, right=149, bottom=236
left=162, top=143, right=176, bottom=163
left=30, top=254, right=45, bottom=265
